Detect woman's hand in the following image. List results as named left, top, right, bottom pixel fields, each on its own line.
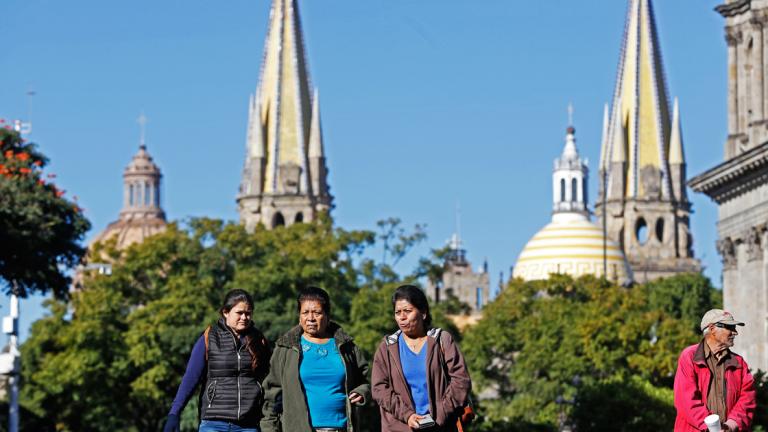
left=348, top=392, right=364, bottom=405
left=407, top=413, right=425, bottom=429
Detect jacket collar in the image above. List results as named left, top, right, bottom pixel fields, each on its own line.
left=693, top=339, right=741, bottom=370
left=275, top=321, right=352, bottom=349
left=385, top=327, right=443, bottom=346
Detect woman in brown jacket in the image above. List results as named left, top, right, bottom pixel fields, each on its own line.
left=371, top=284, right=472, bottom=431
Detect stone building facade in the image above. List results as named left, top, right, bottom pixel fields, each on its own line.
left=689, top=0, right=768, bottom=372
left=426, top=234, right=490, bottom=317
left=595, top=0, right=700, bottom=283
left=237, top=0, right=332, bottom=231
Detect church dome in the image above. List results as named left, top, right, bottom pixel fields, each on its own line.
left=513, top=214, right=632, bottom=283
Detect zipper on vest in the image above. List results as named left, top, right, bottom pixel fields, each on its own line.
left=229, top=330, right=243, bottom=420
left=207, top=379, right=218, bottom=408
left=237, top=350, right=242, bottom=419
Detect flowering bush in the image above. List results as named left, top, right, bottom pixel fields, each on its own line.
left=0, top=127, right=90, bottom=298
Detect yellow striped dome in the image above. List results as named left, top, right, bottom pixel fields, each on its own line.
left=513, top=216, right=632, bottom=283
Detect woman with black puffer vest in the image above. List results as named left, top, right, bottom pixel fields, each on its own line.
left=163, top=289, right=271, bottom=432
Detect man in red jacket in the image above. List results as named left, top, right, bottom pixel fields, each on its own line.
left=673, top=309, right=756, bottom=431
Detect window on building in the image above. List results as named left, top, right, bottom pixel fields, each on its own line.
left=560, top=178, right=566, bottom=202
left=273, top=212, right=285, bottom=228
left=476, top=287, right=483, bottom=311
left=571, top=178, right=578, bottom=202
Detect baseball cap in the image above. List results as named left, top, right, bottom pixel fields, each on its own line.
left=700, top=309, right=745, bottom=331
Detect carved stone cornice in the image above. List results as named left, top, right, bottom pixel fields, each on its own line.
left=745, top=226, right=764, bottom=261
left=725, top=26, right=744, bottom=45
left=688, top=141, right=768, bottom=204
left=717, top=0, right=751, bottom=18
left=717, top=236, right=738, bottom=269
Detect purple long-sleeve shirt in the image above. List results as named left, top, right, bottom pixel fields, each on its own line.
left=168, top=335, right=207, bottom=416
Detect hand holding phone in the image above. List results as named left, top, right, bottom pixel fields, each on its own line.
left=416, top=414, right=435, bottom=429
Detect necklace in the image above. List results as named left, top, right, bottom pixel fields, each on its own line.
left=404, top=335, right=426, bottom=351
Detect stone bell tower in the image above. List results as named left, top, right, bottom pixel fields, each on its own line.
left=237, top=0, right=333, bottom=231
left=688, top=0, right=768, bottom=373
left=595, top=0, right=701, bottom=283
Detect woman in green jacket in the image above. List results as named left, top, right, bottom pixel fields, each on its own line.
left=260, top=287, right=370, bottom=432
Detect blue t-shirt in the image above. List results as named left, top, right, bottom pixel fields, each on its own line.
left=299, top=336, right=347, bottom=428
left=398, top=333, right=430, bottom=415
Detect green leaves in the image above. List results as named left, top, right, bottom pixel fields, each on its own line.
left=0, top=129, right=90, bottom=298
left=462, top=273, right=717, bottom=430
left=20, top=217, right=386, bottom=431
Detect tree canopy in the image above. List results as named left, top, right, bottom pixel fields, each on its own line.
left=19, top=216, right=449, bottom=431
left=461, top=273, right=721, bottom=431
left=0, top=128, right=90, bottom=298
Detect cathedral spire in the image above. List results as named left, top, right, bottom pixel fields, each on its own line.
left=238, top=0, right=333, bottom=230
left=308, top=88, right=324, bottom=159
left=595, top=0, right=699, bottom=282
left=669, top=97, right=684, bottom=165
left=604, top=0, right=676, bottom=199
left=599, top=103, right=610, bottom=169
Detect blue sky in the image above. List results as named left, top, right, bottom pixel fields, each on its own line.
left=1, top=0, right=727, bottom=338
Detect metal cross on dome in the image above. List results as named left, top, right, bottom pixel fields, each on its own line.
left=137, top=112, right=148, bottom=147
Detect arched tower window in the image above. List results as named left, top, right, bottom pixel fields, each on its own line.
left=294, top=212, right=304, bottom=223
left=560, top=178, right=566, bottom=202
left=273, top=212, right=285, bottom=228
left=582, top=177, right=588, bottom=206
left=129, top=184, right=134, bottom=206
left=571, top=178, right=578, bottom=202
left=144, top=182, right=151, bottom=206
left=636, top=218, right=649, bottom=245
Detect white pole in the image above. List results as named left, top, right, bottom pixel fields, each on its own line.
left=8, top=288, right=20, bottom=432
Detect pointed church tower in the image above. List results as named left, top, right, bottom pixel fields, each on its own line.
left=238, top=0, right=332, bottom=231
left=595, top=0, right=700, bottom=282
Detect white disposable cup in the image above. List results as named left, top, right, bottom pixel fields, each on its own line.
left=704, top=414, right=721, bottom=432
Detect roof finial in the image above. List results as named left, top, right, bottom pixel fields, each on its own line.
left=451, top=200, right=462, bottom=250
left=137, top=112, right=148, bottom=149
left=567, top=102, right=574, bottom=127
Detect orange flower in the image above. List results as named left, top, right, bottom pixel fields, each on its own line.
left=16, top=153, right=29, bottom=162
left=4, top=150, right=12, bottom=159
left=33, top=160, right=42, bottom=167
left=37, top=179, right=45, bottom=186
left=56, top=190, right=65, bottom=197
left=19, top=168, right=31, bottom=174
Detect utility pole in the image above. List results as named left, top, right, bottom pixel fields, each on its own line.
left=0, top=282, right=21, bottom=432
left=602, top=169, right=608, bottom=278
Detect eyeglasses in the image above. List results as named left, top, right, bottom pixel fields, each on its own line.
left=713, top=323, right=738, bottom=332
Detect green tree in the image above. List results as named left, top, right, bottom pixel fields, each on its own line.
left=462, top=274, right=712, bottom=431
left=20, top=217, right=385, bottom=431
left=0, top=128, right=90, bottom=297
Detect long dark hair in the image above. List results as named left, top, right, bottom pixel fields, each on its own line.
left=220, top=289, right=268, bottom=372
left=392, top=284, right=432, bottom=327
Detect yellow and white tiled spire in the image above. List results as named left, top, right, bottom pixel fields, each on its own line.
left=238, top=0, right=332, bottom=230
left=600, top=0, right=686, bottom=201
